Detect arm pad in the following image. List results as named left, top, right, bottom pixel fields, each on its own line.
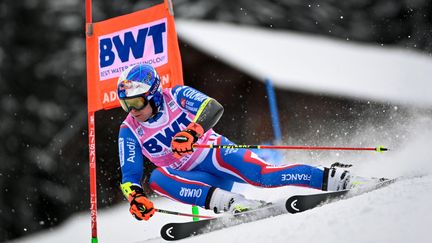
left=194, top=98, right=224, bottom=132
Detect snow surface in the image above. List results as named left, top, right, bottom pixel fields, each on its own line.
left=11, top=22, right=432, bottom=243
left=12, top=112, right=432, bottom=243
left=14, top=114, right=432, bottom=243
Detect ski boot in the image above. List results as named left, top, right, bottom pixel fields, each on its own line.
left=207, top=188, right=266, bottom=214
left=322, top=162, right=353, bottom=191
left=322, top=162, right=389, bottom=191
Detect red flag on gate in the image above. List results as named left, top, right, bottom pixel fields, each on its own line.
left=85, top=1, right=183, bottom=112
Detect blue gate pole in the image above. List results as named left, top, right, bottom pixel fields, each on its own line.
left=265, top=78, right=282, bottom=144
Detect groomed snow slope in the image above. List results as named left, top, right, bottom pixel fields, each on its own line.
left=13, top=116, right=432, bottom=243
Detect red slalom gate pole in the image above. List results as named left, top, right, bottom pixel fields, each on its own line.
left=87, top=112, right=98, bottom=243
left=85, top=1, right=98, bottom=242
left=193, top=144, right=388, bottom=152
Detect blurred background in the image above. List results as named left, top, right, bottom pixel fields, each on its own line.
left=0, top=0, right=431, bottom=241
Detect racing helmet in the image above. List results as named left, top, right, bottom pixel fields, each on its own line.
left=117, top=64, right=163, bottom=114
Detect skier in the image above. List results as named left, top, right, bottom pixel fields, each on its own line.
left=117, top=64, right=353, bottom=221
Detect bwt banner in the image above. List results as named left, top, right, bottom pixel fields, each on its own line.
left=98, top=18, right=168, bottom=80
left=86, top=1, right=183, bottom=112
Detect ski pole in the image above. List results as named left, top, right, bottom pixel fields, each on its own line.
left=156, top=208, right=215, bottom=219
left=193, top=144, right=388, bottom=152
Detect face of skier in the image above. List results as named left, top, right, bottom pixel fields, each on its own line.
left=129, top=102, right=153, bottom=122
left=119, top=96, right=154, bottom=122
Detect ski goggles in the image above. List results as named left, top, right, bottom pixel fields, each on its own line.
left=119, top=96, right=148, bottom=112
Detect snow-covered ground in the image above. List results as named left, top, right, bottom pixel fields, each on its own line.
left=12, top=114, right=432, bottom=243
left=14, top=177, right=432, bottom=243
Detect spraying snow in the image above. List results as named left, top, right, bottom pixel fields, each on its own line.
left=12, top=110, right=432, bottom=243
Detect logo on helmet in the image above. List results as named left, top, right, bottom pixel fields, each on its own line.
left=118, top=80, right=133, bottom=91
left=150, top=78, right=160, bottom=93
left=144, top=71, right=153, bottom=84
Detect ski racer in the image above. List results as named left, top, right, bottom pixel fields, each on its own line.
left=117, top=64, right=353, bottom=221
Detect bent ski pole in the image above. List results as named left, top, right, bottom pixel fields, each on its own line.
left=156, top=208, right=215, bottom=219
left=193, top=144, right=388, bottom=152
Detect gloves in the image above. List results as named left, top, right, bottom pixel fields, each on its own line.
left=171, top=122, right=204, bottom=158
left=121, top=183, right=156, bottom=221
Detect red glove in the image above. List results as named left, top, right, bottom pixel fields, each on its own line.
left=127, top=187, right=156, bottom=221
left=171, top=122, right=204, bottom=158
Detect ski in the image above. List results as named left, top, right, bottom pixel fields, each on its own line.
left=286, top=177, right=397, bottom=213
left=160, top=203, right=286, bottom=241
left=160, top=178, right=397, bottom=241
